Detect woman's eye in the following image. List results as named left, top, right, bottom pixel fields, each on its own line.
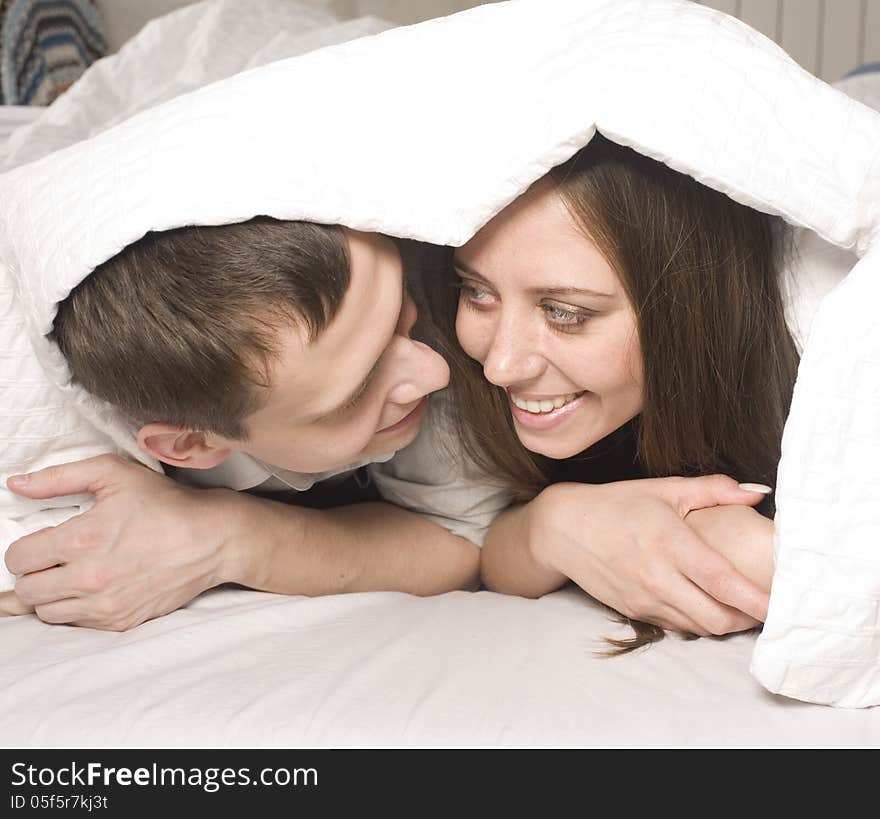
left=542, top=303, right=589, bottom=326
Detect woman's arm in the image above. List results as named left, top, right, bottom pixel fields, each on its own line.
left=684, top=505, right=774, bottom=592
left=481, top=476, right=772, bottom=636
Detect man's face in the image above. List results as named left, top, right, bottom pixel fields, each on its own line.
left=212, top=229, right=450, bottom=474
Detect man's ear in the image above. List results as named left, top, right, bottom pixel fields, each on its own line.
left=137, top=423, right=231, bottom=470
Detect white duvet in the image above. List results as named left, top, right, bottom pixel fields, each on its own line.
left=0, top=0, right=878, bottom=711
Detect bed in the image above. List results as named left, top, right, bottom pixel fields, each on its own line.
left=5, top=585, right=878, bottom=748
left=1, top=0, right=879, bottom=748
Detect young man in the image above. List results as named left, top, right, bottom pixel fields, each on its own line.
left=1, top=218, right=508, bottom=628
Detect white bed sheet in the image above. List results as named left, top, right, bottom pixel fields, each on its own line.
left=3, top=585, right=877, bottom=748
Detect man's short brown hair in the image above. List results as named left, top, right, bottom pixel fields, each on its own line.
left=52, top=217, right=350, bottom=439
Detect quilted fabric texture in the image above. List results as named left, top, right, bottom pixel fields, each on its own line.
left=0, top=0, right=878, bottom=707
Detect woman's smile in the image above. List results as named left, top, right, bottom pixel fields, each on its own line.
left=508, top=389, right=588, bottom=431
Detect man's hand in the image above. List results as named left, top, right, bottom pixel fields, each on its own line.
left=483, top=475, right=772, bottom=637
left=5, top=455, right=233, bottom=631
left=5, top=454, right=482, bottom=632
left=0, top=590, right=33, bottom=616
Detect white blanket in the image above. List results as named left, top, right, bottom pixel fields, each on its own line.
left=0, top=0, right=879, bottom=710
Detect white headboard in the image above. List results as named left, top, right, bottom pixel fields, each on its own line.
left=700, top=0, right=880, bottom=81
left=94, top=0, right=880, bottom=82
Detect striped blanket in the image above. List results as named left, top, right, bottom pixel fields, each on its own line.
left=0, top=0, right=106, bottom=105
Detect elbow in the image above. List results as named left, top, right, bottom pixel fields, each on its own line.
left=435, top=537, right=481, bottom=595
left=406, top=535, right=482, bottom=597
left=480, top=558, right=543, bottom=598
left=455, top=539, right=482, bottom=592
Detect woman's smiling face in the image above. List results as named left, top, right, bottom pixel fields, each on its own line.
left=453, top=177, right=644, bottom=460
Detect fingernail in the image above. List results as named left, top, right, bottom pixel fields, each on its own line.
left=738, top=482, right=772, bottom=494
left=7, top=474, right=29, bottom=488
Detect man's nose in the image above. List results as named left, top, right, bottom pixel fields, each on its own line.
left=396, top=291, right=418, bottom=337
left=384, top=335, right=451, bottom=406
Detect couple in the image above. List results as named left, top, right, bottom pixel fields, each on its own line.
left=2, top=135, right=793, bottom=647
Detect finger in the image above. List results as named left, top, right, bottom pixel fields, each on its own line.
left=662, top=474, right=772, bottom=516
left=574, top=573, right=710, bottom=637
left=4, top=527, right=65, bottom=575
left=34, top=598, right=83, bottom=625
left=14, top=566, right=78, bottom=607
left=0, top=590, right=34, bottom=616
left=617, top=577, right=718, bottom=637
left=680, top=542, right=770, bottom=622
left=6, top=454, right=137, bottom=499
left=636, top=603, right=712, bottom=638
left=664, top=576, right=761, bottom=636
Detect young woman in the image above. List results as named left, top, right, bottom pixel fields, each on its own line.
left=430, top=134, right=800, bottom=649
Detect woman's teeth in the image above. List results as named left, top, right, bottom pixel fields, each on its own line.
left=510, top=392, right=581, bottom=414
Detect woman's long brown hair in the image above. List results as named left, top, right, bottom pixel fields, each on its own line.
left=426, top=134, right=801, bottom=652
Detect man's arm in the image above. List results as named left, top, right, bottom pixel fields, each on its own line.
left=221, top=493, right=480, bottom=597
left=481, top=476, right=773, bottom=637
left=4, top=455, right=479, bottom=631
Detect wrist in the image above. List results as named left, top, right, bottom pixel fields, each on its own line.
left=201, top=488, right=255, bottom=587
left=527, top=484, right=567, bottom=573
left=210, top=490, right=313, bottom=591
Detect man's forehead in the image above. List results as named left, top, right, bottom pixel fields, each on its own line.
left=264, top=236, right=401, bottom=414
left=262, top=322, right=322, bottom=403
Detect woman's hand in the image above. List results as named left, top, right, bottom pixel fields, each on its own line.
left=481, top=475, right=771, bottom=637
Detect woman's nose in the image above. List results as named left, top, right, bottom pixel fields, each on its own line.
left=481, top=317, right=545, bottom=387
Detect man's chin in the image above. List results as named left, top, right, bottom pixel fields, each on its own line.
left=365, top=404, right=428, bottom=460
left=393, top=417, right=424, bottom=450
left=367, top=422, right=422, bottom=460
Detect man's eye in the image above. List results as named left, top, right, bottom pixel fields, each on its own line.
left=338, top=390, right=365, bottom=413
left=333, top=366, right=379, bottom=418
left=457, top=279, right=496, bottom=305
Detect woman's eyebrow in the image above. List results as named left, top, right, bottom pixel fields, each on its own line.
left=534, top=286, right=614, bottom=298
left=453, top=259, right=614, bottom=299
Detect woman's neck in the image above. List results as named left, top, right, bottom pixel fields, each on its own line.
left=546, top=418, right=645, bottom=485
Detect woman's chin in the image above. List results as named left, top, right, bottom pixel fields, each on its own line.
left=510, top=400, right=640, bottom=461
left=515, top=430, right=597, bottom=461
